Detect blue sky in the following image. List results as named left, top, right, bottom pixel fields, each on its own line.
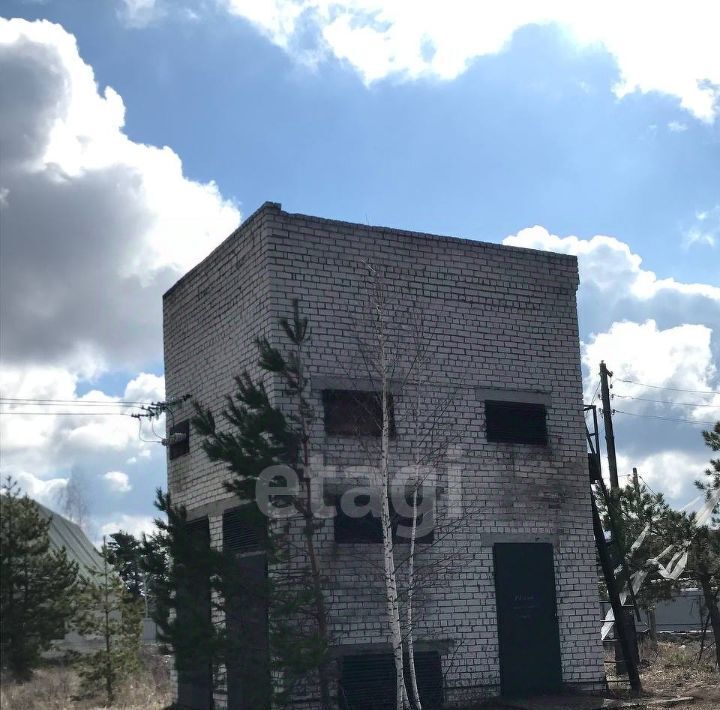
left=1, top=1, right=718, bottom=540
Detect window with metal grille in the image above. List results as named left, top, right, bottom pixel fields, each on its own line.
left=223, top=506, right=266, bottom=554
left=339, top=650, right=443, bottom=709
left=485, top=400, right=548, bottom=445
left=322, top=390, right=396, bottom=437
left=334, top=494, right=434, bottom=544
left=168, top=419, right=190, bottom=460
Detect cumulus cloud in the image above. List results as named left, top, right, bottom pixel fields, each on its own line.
left=502, top=226, right=720, bottom=357
left=98, top=513, right=156, bottom=544
left=0, top=18, right=240, bottom=377
left=502, top=225, right=719, bottom=501
left=220, top=1, right=720, bottom=121
left=582, top=320, right=720, bottom=423
left=616, top=450, right=710, bottom=501
left=0, top=366, right=165, bottom=477
left=103, top=470, right=132, bottom=493
left=11, top=471, right=68, bottom=505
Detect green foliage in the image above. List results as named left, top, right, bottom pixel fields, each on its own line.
left=73, top=539, right=143, bottom=705
left=0, top=477, right=79, bottom=680
left=106, top=531, right=144, bottom=598
left=192, top=299, right=331, bottom=708
left=596, top=475, right=675, bottom=608
left=142, top=490, right=227, bottom=685
left=698, top=420, right=720, bottom=522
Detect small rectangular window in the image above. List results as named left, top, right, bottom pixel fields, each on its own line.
left=223, top=506, right=266, bottom=554
left=322, top=389, right=396, bottom=437
left=485, top=400, right=548, bottom=445
left=334, top=494, right=433, bottom=544
left=168, top=419, right=190, bottom=460
left=340, top=651, right=443, bottom=709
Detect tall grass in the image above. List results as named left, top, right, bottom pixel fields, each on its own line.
left=0, top=651, right=171, bottom=709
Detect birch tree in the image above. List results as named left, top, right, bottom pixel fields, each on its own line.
left=352, top=267, right=460, bottom=710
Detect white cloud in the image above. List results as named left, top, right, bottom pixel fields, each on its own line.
left=221, top=1, right=720, bottom=121
left=98, top=513, right=156, bottom=544
left=0, top=18, right=240, bottom=376
left=10, top=471, right=68, bottom=505
left=0, top=367, right=165, bottom=476
left=581, top=320, right=720, bottom=423
left=617, top=449, right=710, bottom=501
left=668, top=120, right=688, bottom=132
left=503, top=226, right=720, bottom=301
left=502, top=224, right=719, bottom=503
left=103, top=470, right=132, bottom=493
left=684, top=205, right=719, bottom=248
left=119, top=0, right=163, bottom=28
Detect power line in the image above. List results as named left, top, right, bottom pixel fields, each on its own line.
left=0, top=397, right=151, bottom=406
left=613, top=378, right=720, bottom=395
left=613, top=394, right=719, bottom=408
left=0, top=410, right=138, bottom=416
left=613, top=409, right=716, bottom=426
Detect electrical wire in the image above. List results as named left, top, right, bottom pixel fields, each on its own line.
left=613, top=394, right=719, bottom=408
left=0, top=397, right=152, bottom=406
left=613, top=409, right=716, bottom=426
left=613, top=378, right=720, bottom=395
left=0, top=410, right=137, bottom=416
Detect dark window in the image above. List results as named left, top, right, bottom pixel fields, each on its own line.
left=334, top=494, right=383, bottom=544
left=339, top=651, right=443, bottom=710
left=168, top=419, right=190, bottom=460
left=176, top=518, right=213, bottom=709
left=323, top=389, right=396, bottom=437
left=334, top=494, right=434, bottom=545
left=223, top=506, right=266, bottom=554
left=485, top=400, right=548, bottom=445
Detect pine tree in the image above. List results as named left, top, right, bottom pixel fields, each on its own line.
left=73, top=538, right=143, bottom=704
left=0, top=476, right=79, bottom=680
left=142, top=490, right=227, bottom=703
left=107, top=531, right=144, bottom=599
left=689, top=421, right=720, bottom=670
left=596, top=474, right=675, bottom=610
left=193, top=299, right=332, bottom=709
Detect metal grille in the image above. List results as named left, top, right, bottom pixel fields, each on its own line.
left=485, top=400, right=548, bottom=445
left=223, top=507, right=265, bottom=553
left=334, top=495, right=434, bottom=545
left=322, top=389, right=396, bottom=437
left=339, top=651, right=443, bottom=709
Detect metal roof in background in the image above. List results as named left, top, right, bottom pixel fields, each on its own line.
left=35, top=501, right=104, bottom=575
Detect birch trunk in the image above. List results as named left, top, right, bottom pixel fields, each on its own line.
left=378, top=310, right=409, bottom=710
left=405, top=482, right=422, bottom=710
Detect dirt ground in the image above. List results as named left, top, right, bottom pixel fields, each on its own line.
left=631, top=636, right=720, bottom=709
left=575, top=635, right=720, bottom=710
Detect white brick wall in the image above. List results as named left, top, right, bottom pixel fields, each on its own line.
left=163, top=202, right=606, bottom=707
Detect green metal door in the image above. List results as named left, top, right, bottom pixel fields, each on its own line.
left=493, top=543, right=562, bottom=696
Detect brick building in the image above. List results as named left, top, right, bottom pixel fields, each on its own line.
left=163, top=202, right=605, bottom=708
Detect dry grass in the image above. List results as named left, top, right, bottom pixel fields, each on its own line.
left=0, top=650, right=172, bottom=710
left=601, top=635, right=719, bottom=709
left=638, top=637, right=719, bottom=709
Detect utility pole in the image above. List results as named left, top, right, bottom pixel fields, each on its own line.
left=599, top=361, right=619, bottom=490
left=592, top=496, right=643, bottom=694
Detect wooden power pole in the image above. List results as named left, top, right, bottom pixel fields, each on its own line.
left=599, top=361, right=619, bottom=490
